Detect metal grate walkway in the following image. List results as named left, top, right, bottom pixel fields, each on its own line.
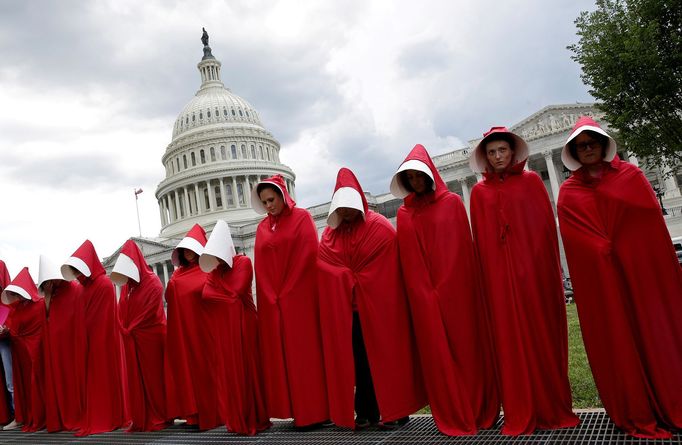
left=0, top=411, right=678, bottom=444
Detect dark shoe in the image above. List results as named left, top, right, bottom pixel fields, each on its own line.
left=354, top=417, right=371, bottom=429
left=379, top=416, right=409, bottom=431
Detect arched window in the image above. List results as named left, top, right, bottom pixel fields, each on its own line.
left=207, top=110, right=211, bottom=118
left=176, top=158, right=180, bottom=171
left=199, top=111, right=203, bottom=120
left=215, top=185, right=222, bottom=208
left=191, top=152, right=196, bottom=166
left=266, top=148, right=271, bottom=161
left=246, top=110, right=250, bottom=117
left=183, top=155, right=187, bottom=169
left=237, top=183, right=245, bottom=205
left=231, top=145, right=237, bottom=159
left=241, top=144, right=246, bottom=158
left=238, top=109, right=243, bottom=117
left=226, top=184, right=234, bottom=206
left=200, top=149, right=206, bottom=164
left=186, top=116, right=189, bottom=124
left=231, top=109, right=236, bottom=116
left=250, top=145, right=256, bottom=159
left=192, top=114, right=196, bottom=122
left=210, top=147, right=216, bottom=162
left=259, top=146, right=264, bottom=159
left=223, top=107, right=228, bottom=116
left=220, top=146, right=226, bottom=160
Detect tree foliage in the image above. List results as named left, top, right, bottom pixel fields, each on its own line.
left=569, top=0, right=682, bottom=170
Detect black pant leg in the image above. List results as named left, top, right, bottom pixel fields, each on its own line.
left=352, top=312, right=380, bottom=422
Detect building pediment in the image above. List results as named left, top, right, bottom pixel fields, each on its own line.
left=510, top=103, right=603, bottom=142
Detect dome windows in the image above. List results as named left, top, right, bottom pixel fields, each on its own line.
left=241, top=144, right=246, bottom=158
left=192, top=114, right=196, bottom=122
left=250, top=145, right=256, bottom=159
left=223, top=107, right=228, bottom=116
left=231, top=145, right=237, bottom=159
left=220, top=146, right=226, bottom=160
left=207, top=110, right=211, bottom=118
left=231, top=109, right=236, bottom=116
left=238, top=109, right=243, bottom=117
left=210, top=147, right=216, bottom=162
left=199, top=111, right=203, bottom=120
left=191, top=152, right=196, bottom=166
left=183, top=155, right=187, bottom=169
left=200, top=149, right=206, bottom=164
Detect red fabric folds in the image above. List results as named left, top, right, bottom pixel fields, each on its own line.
left=7, top=299, right=45, bottom=432
left=470, top=162, right=578, bottom=435
left=254, top=175, right=329, bottom=426
left=70, top=241, right=126, bottom=436
left=42, top=280, right=85, bottom=432
left=203, top=256, right=271, bottom=435
left=164, top=263, right=219, bottom=430
left=117, top=240, right=168, bottom=432
left=318, top=168, right=426, bottom=429
left=558, top=158, right=682, bottom=439
left=0, top=261, right=12, bottom=426
left=395, top=145, right=499, bottom=435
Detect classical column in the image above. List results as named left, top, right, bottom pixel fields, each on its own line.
left=232, top=177, right=240, bottom=208
left=169, top=194, right=177, bottom=222
left=183, top=186, right=191, bottom=216
left=290, top=180, right=296, bottom=199
left=219, top=178, right=227, bottom=210
left=245, top=176, right=252, bottom=207
left=173, top=189, right=181, bottom=219
left=158, top=200, right=166, bottom=226
left=195, top=183, right=204, bottom=214
left=163, top=196, right=170, bottom=224
left=543, top=150, right=561, bottom=204
left=459, top=178, right=470, bottom=213
left=162, top=261, right=169, bottom=288
left=207, top=179, right=216, bottom=211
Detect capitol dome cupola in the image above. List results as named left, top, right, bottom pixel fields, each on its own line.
left=156, top=29, right=296, bottom=238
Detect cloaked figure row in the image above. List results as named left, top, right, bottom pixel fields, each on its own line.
left=0, top=116, right=678, bottom=439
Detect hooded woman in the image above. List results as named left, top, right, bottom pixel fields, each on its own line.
left=469, top=127, right=579, bottom=435
left=1, top=267, right=46, bottom=432
left=318, top=167, right=426, bottom=430
left=390, top=144, right=499, bottom=435
left=199, top=220, right=271, bottom=435
left=111, top=239, right=168, bottom=432
left=0, top=260, right=14, bottom=428
left=38, top=255, right=85, bottom=432
left=252, top=175, right=329, bottom=428
left=62, top=240, right=126, bottom=435
left=557, top=116, right=682, bottom=439
left=164, top=224, right=220, bottom=430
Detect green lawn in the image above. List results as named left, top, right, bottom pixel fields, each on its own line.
left=417, top=303, right=601, bottom=414
left=566, top=302, right=602, bottom=409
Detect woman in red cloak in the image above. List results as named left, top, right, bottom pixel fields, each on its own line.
left=111, top=239, right=168, bottom=432
left=557, top=116, right=682, bottom=439
left=390, top=144, right=499, bottom=435
left=1, top=267, right=46, bottom=432
left=61, top=240, right=126, bottom=436
left=318, top=167, right=426, bottom=430
left=164, top=224, right=220, bottom=430
left=38, top=255, right=84, bottom=432
left=252, top=175, right=329, bottom=428
left=199, top=220, right=271, bottom=435
left=469, top=127, right=579, bottom=435
left=0, top=260, right=14, bottom=428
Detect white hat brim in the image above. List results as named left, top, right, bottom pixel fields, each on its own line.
left=389, top=159, right=436, bottom=199
left=327, top=187, right=365, bottom=229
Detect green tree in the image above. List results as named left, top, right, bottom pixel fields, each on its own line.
left=569, top=0, right=682, bottom=170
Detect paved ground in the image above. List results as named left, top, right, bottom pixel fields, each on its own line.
left=0, top=410, right=678, bottom=444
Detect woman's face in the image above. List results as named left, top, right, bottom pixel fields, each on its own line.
left=336, top=207, right=362, bottom=224
left=182, top=248, right=198, bottom=264
left=574, top=132, right=605, bottom=166
left=486, top=140, right=514, bottom=173
left=405, top=170, right=430, bottom=195
left=259, top=188, right=285, bottom=217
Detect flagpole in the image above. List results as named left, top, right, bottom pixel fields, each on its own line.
left=134, top=188, right=143, bottom=237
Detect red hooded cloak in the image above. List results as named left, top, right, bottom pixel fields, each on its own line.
left=253, top=175, right=329, bottom=426
left=558, top=157, right=682, bottom=439
left=42, top=278, right=85, bottom=432
left=114, top=240, right=168, bottom=432
left=470, top=161, right=578, bottom=435
left=318, top=168, right=426, bottom=429
left=203, top=255, right=271, bottom=435
left=393, top=145, right=499, bottom=435
left=0, top=261, right=12, bottom=426
left=164, top=225, right=220, bottom=430
left=3, top=267, right=46, bottom=432
left=62, top=240, right=126, bottom=436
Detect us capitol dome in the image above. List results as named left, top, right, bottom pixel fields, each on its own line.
left=155, top=30, right=296, bottom=238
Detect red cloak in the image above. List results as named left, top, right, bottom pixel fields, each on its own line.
left=0, top=261, right=12, bottom=426
left=470, top=162, right=578, bottom=435
left=318, top=168, right=426, bottom=429
left=42, top=279, right=85, bottom=432
left=254, top=175, right=329, bottom=426
left=394, top=145, right=499, bottom=435
left=65, top=240, right=126, bottom=436
left=3, top=267, right=46, bottom=432
left=116, top=240, right=168, bottom=432
left=558, top=158, right=682, bottom=439
left=203, top=256, right=271, bottom=435
left=164, top=263, right=219, bottom=430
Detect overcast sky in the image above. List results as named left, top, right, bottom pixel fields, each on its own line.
left=0, top=0, right=595, bottom=277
